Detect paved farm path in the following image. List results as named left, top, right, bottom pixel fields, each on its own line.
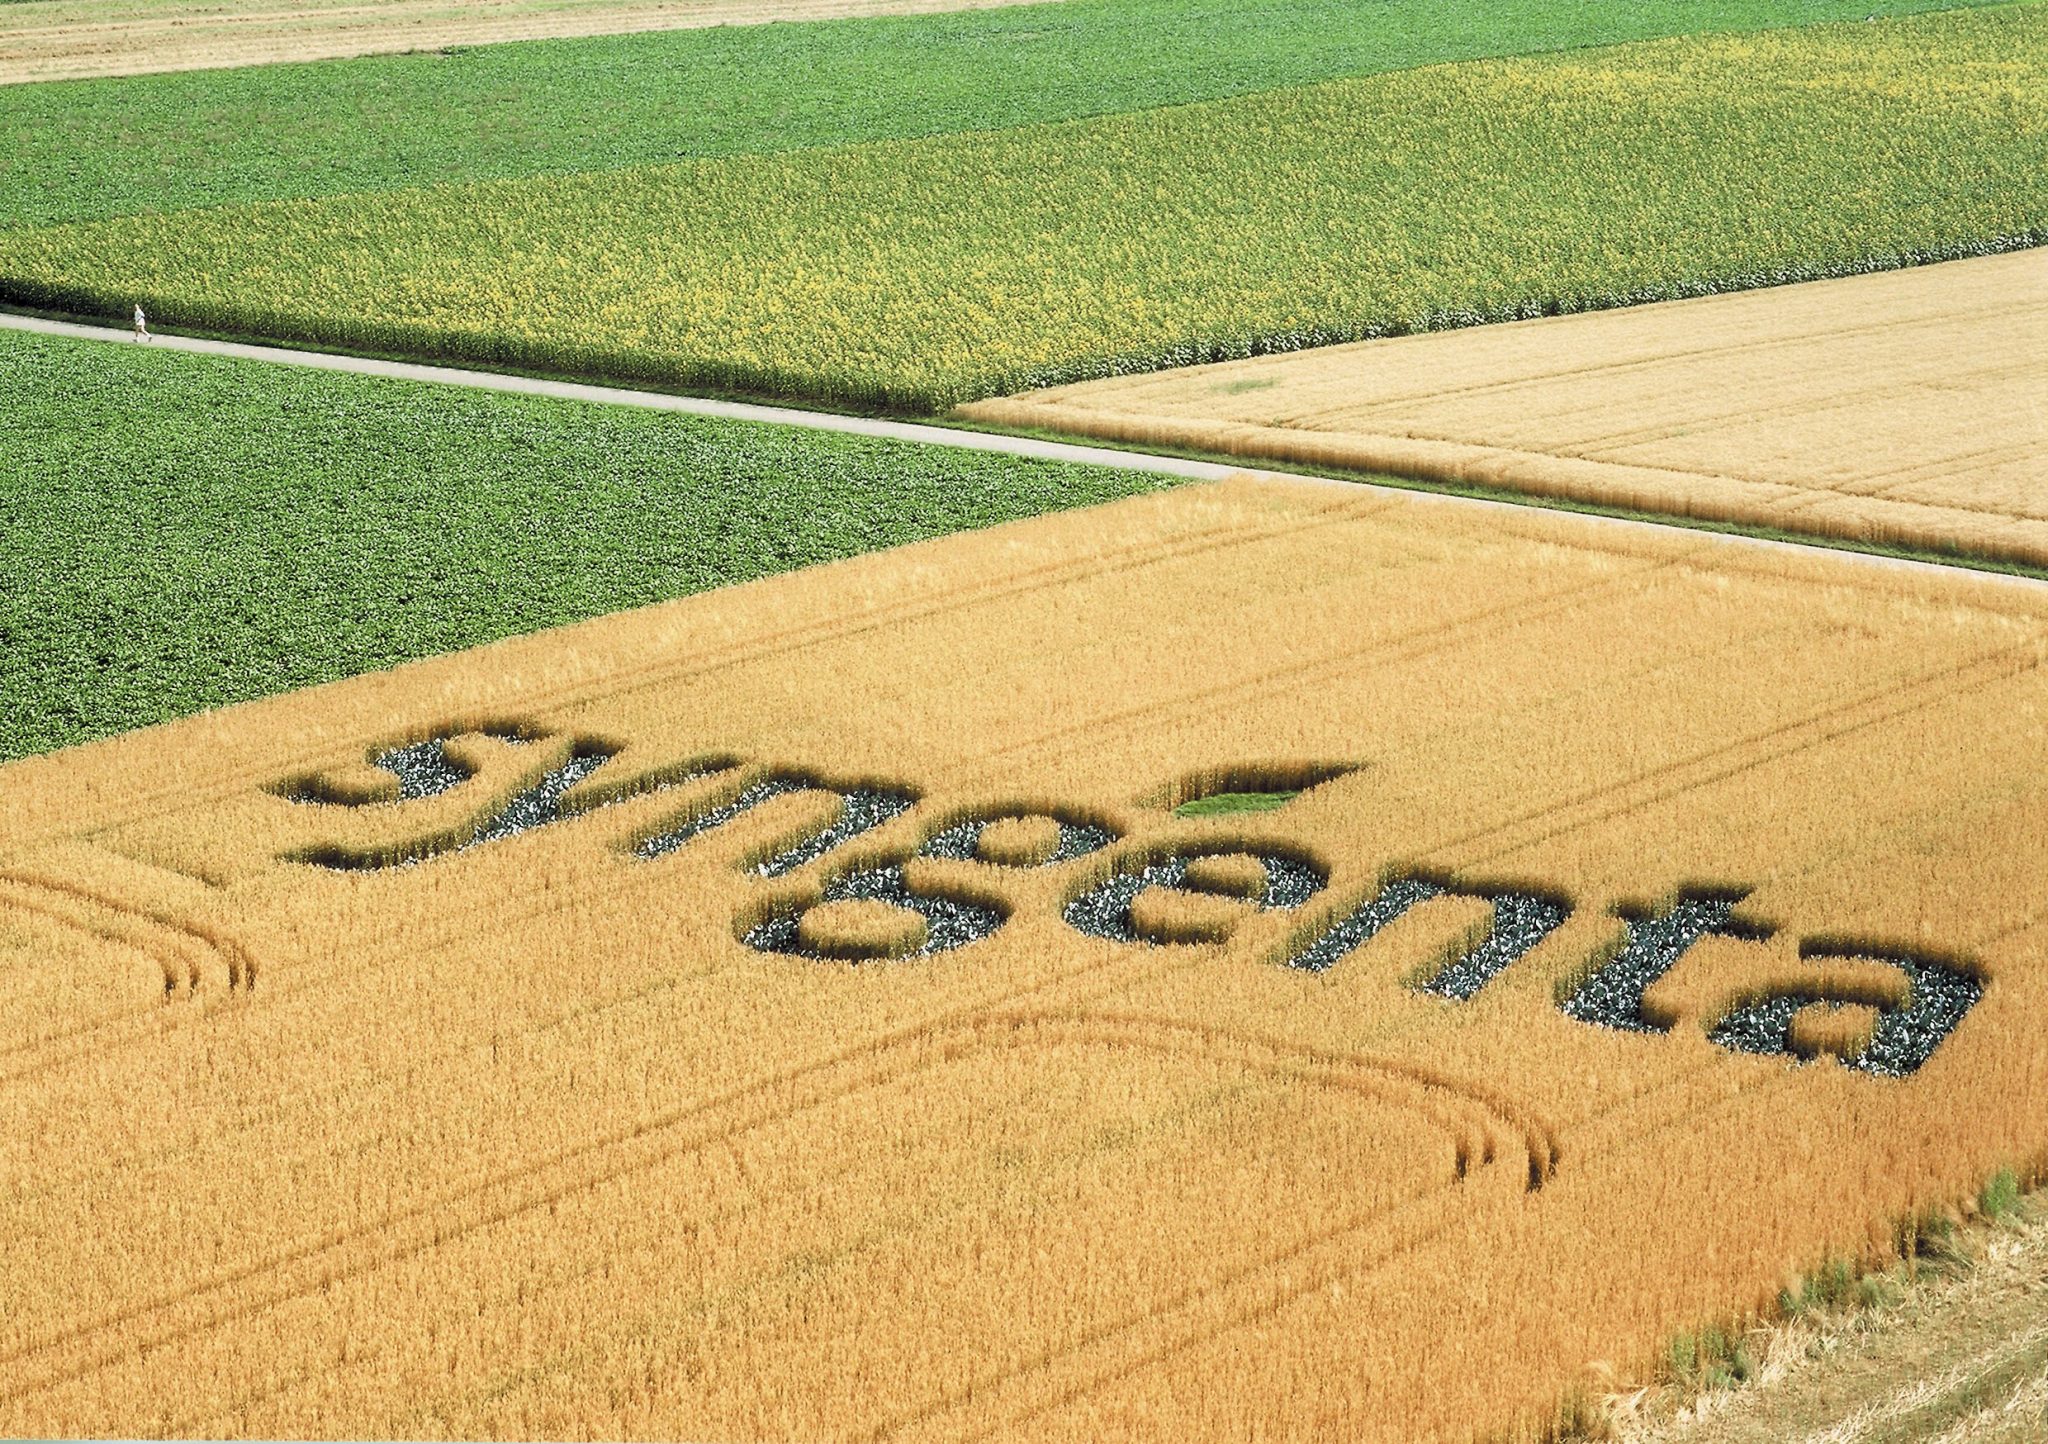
left=0, top=0, right=1042, bottom=84
left=963, top=248, right=2048, bottom=570
left=1, top=310, right=1258, bottom=484
left=8, top=306, right=2044, bottom=593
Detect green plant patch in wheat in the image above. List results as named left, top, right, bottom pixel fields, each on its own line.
left=2, top=6, right=2041, bottom=410
left=1174, top=792, right=1301, bottom=818
left=0, top=330, right=1170, bottom=761
left=0, top=0, right=2011, bottom=229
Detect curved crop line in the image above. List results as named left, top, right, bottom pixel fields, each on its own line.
left=0, top=869, right=254, bottom=991
left=0, top=786, right=1133, bottom=1147
left=0, top=874, right=258, bottom=1097
left=0, top=871, right=254, bottom=1067
left=969, top=1010, right=1497, bottom=1175
left=939, top=1053, right=1800, bottom=1444
left=1009, top=1009, right=1558, bottom=1189
left=0, top=884, right=182, bottom=1047
left=919, top=1050, right=1768, bottom=1444
left=861, top=1015, right=1548, bottom=1443
left=0, top=1003, right=1529, bottom=1410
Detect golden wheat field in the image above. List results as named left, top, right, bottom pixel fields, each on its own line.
left=5, top=473, right=2048, bottom=1440
left=961, top=248, right=2048, bottom=569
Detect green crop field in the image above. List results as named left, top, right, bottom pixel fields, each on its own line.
left=0, top=0, right=2000, bottom=230
left=5, top=5, right=2039, bottom=411
left=0, top=329, right=1165, bottom=761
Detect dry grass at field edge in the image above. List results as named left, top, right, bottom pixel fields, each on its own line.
left=1597, top=1180, right=2048, bottom=1443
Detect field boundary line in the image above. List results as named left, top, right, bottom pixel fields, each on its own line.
left=0, top=310, right=1244, bottom=482
left=29, top=495, right=1370, bottom=838
left=961, top=400, right=2048, bottom=574
left=31, top=508, right=1301, bottom=835
left=11, top=308, right=2048, bottom=593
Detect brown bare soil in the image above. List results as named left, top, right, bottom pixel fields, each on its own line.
left=5, top=474, right=2048, bottom=1439
left=0, top=0, right=1042, bottom=84
left=960, top=248, right=2048, bottom=569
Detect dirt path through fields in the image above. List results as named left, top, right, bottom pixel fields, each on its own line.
left=0, top=0, right=1045, bottom=83
left=962, top=248, right=2048, bottom=569
left=1617, top=1207, right=2048, bottom=1444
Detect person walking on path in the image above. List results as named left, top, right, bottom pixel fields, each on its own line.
left=132, top=304, right=149, bottom=341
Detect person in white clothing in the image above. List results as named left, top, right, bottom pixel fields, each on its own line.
left=132, top=304, right=150, bottom=341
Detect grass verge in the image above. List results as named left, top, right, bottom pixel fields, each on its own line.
left=1583, top=1168, right=2047, bottom=1441
left=0, top=327, right=1170, bottom=761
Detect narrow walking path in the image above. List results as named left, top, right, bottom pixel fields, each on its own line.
left=7, top=308, right=2042, bottom=594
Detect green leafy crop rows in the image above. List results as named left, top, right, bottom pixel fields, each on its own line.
left=0, top=330, right=1168, bottom=761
